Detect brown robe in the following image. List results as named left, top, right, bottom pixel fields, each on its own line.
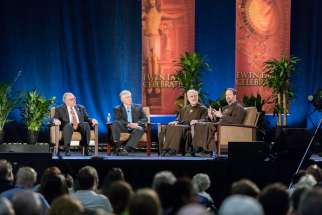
left=159, top=103, right=208, bottom=154
left=192, top=102, right=246, bottom=152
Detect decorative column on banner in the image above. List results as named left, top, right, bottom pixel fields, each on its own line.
left=142, top=0, right=195, bottom=114
left=236, top=0, right=291, bottom=112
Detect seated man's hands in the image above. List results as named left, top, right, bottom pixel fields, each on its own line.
left=53, top=118, right=61, bottom=126
left=168, top=121, right=179, bottom=126
left=127, top=123, right=141, bottom=129
left=213, top=109, right=223, bottom=118
left=208, top=107, right=214, bottom=120
left=91, top=119, right=98, bottom=126
left=190, top=119, right=199, bottom=125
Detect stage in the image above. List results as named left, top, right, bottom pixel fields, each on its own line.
left=2, top=150, right=320, bottom=204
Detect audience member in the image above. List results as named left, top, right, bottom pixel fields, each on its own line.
left=108, top=181, right=133, bottom=215
left=192, top=173, right=215, bottom=211
left=219, top=195, right=263, bottom=215
left=298, top=188, right=322, bottom=215
left=230, top=179, right=260, bottom=198
left=11, top=191, right=44, bottom=215
left=100, top=168, right=125, bottom=197
left=0, top=160, right=14, bottom=193
left=129, top=188, right=161, bottom=215
left=171, top=178, right=196, bottom=215
left=39, top=174, right=69, bottom=204
left=48, top=194, right=84, bottom=215
left=0, top=197, right=15, bottom=215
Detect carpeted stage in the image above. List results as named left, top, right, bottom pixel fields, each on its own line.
left=1, top=150, right=321, bottom=204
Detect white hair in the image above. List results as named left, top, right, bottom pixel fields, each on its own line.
left=152, top=171, right=176, bottom=189
left=16, top=167, right=37, bottom=188
left=119, top=90, right=132, bottom=98
left=177, top=203, right=208, bottom=215
left=187, top=89, right=198, bottom=96
left=219, top=195, right=264, bottom=215
left=295, top=174, right=317, bottom=189
left=192, top=173, right=211, bottom=192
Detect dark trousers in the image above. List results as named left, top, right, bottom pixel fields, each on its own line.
left=111, top=121, right=144, bottom=148
left=62, top=122, right=91, bottom=148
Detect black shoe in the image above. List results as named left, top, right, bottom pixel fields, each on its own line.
left=165, top=149, right=177, bottom=156
left=118, top=148, right=129, bottom=156
left=84, top=147, right=91, bottom=156
left=125, top=146, right=136, bottom=153
left=161, top=149, right=168, bottom=157
left=64, top=150, right=71, bottom=156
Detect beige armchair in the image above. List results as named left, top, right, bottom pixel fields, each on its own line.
left=216, top=107, right=259, bottom=155
left=106, top=107, right=152, bottom=156
left=49, top=108, right=99, bottom=156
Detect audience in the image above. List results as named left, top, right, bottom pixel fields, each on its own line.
left=39, top=174, right=69, bottom=204
left=0, top=160, right=14, bottom=193
left=48, top=195, right=84, bottom=215
left=258, top=183, right=289, bottom=215
left=11, top=191, right=44, bottom=215
left=128, top=188, right=161, bottom=215
left=289, top=187, right=309, bottom=215
left=171, top=178, right=196, bottom=215
left=192, top=173, right=215, bottom=211
left=298, top=188, right=322, bottom=215
left=0, top=197, right=15, bottom=215
left=219, top=195, right=263, bottom=215
left=73, top=166, right=113, bottom=212
left=108, top=181, right=133, bottom=215
left=230, top=179, right=260, bottom=198
left=100, top=168, right=125, bottom=198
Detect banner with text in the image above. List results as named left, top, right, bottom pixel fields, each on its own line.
left=142, top=0, right=195, bottom=114
left=236, top=0, right=291, bottom=112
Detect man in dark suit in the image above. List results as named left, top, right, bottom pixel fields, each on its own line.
left=52, top=92, right=98, bottom=156
left=112, top=90, right=148, bottom=156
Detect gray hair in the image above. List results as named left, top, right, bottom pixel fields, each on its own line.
left=62, top=92, right=75, bottom=102
left=16, top=167, right=37, bottom=188
left=152, top=171, right=176, bottom=189
left=12, top=191, right=43, bottom=215
left=219, top=195, right=264, bottom=215
left=119, top=90, right=132, bottom=98
left=295, top=174, right=317, bottom=189
left=192, top=173, right=211, bottom=192
left=177, top=203, right=209, bottom=215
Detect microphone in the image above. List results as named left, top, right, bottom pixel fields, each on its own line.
left=308, top=95, right=314, bottom=102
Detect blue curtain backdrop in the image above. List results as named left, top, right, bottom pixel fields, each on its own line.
left=0, top=0, right=321, bottom=142
left=0, top=0, right=141, bottom=141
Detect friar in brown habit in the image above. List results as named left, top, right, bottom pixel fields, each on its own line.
left=159, top=89, right=208, bottom=156
left=191, top=88, right=246, bottom=155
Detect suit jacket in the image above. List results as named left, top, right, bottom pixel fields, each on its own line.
left=219, top=102, right=246, bottom=124
left=114, top=104, right=148, bottom=127
left=53, top=104, right=92, bottom=128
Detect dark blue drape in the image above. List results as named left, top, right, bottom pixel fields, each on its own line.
left=0, top=0, right=141, bottom=139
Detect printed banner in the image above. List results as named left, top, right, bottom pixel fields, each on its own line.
left=142, top=0, right=195, bottom=114
left=236, top=0, right=291, bottom=112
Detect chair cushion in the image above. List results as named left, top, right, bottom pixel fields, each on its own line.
left=243, top=107, right=258, bottom=126
left=120, top=132, right=147, bottom=142
left=58, top=130, right=96, bottom=141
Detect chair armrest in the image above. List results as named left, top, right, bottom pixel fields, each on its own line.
left=217, top=123, right=257, bottom=129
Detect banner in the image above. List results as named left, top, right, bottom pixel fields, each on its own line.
left=142, top=0, right=195, bottom=114
left=236, top=0, right=291, bottom=112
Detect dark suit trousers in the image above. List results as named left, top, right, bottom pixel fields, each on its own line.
left=112, top=121, right=144, bottom=148
left=62, top=122, right=91, bottom=147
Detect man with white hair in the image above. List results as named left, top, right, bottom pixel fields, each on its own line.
left=159, top=89, right=208, bottom=156
left=52, top=92, right=98, bottom=156
left=111, top=90, right=148, bottom=155
left=219, top=195, right=264, bottom=215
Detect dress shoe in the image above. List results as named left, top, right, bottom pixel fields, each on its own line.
left=125, top=146, right=136, bottom=153
left=164, top=149, right=177, bottom=156
left=83, top=147, right=91, bottom=156
left=118, top=148, right=129, bottom=156
left=161, top=149, right=168, bottom=157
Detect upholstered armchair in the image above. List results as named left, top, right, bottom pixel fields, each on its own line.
left=49, top=108, right=99, bottom=156
left=216, top=107, right=259, bottom=155
left=106, top=107, right=152, bottom=156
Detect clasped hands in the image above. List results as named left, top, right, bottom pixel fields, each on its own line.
left=52, top=118, right=98, bottom=126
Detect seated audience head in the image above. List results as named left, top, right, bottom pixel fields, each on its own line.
left=172, top=178, right=196, bottom=214
left=38, top=166, right=62, bottom=192
left=306, top=164, right=322, bottom=184
left=0, top=160, right=14, bottom=182
left=177, top=203, right=208, bottom=215
left=187, top=89, right=199, bottom=106
left=63, top=92, right=76, bottom=107
left=0, top=197, right=15, bottom=215
left=40, top=174, right=69, bottom=204
left=11, top=191, right=43, bottom=215
left=289, top=187, right=309, bottom=214
left=15, top=166, right=37, bottom=189
left=298, top=188, right=322, bottom=215
left=108, top=181, right=133, bottom=215
left=77, top=166, right=99, bottom=191
left=258, top=183, right=289, bottom=215
left=128, top=188, right=161, bottom=215
left=192, top=173, right=211, bottom=193
left=101, top=168, right=125, bottom=197
left=225, top=88, right=237, bottom=105
left=219, top=195, right=263, bottom=215
left=295, top=174, right=317, bottom=189
left=230, top=179, right=260, bottom=198
left=152, top=170, right=176, bottom=189
left=48, top=194, right=84, bottom=215
left=120, top=90, right=132, bottom=106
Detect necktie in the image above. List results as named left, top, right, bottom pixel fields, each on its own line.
left=127, top=107, right=132, bottom=123
left=70, top=108, right=78, bottom=129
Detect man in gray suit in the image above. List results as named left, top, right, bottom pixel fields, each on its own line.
left=52, top=92, right=98, bottom=156
left=112, top=90, right=148, bottom=156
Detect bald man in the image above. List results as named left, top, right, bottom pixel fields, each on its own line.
left=52, top=92, right=98, bottom=156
